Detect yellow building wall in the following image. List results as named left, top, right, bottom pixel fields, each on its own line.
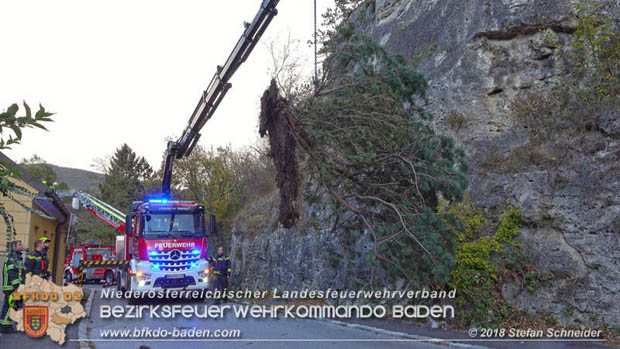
left=0, top=177, right=67, bottom=285
left=0, top=177, right=35, bottom=252
left=30, top=212, right=67, bottom=284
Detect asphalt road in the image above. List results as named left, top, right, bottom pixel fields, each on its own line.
left=79, top=287, right=446, bottom=349
left=0, top=284, right=613, bottom=349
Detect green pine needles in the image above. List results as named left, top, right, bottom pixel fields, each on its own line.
left=294, top=31, right=468, bottom=286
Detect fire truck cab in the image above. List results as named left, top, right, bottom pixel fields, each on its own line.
left=116, top=199, right=216, bottom=293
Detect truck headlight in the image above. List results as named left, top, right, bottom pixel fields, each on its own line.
left=202, top=268, right=210, bottom=275
left=134, top=272, right=151, bottom=280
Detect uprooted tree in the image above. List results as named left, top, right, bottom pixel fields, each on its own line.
left=259, top=28, right=468, bottom=286
left=259, top=81, right=301, bottom=228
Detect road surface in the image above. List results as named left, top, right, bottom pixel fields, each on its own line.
left=0, top=284, right=612, bottom=349
left=78, top=287, right=446, bottom=349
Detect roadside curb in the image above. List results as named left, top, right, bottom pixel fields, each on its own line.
left=324, top=319, right=488, bottom=349
left=230, top=299, right=489, bottom=349
left=78, top=289, right=95, bottom=349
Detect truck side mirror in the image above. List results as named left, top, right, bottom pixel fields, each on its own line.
left=125, top=215, right=133, bottom=236
left=209, top=214, right=217, bottom=236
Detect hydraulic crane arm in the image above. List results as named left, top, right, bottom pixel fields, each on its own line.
left=161, top=0, right=280, bottom=196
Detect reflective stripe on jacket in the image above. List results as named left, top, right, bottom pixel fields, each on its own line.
left=3, top=251, right=25, bottom=291
left=25, top=250, right=49, bottom=278
left=208, top=254, right=231, bottom=276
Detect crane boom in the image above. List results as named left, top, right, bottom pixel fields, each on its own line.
left=161, top=0, right=280, bottom=196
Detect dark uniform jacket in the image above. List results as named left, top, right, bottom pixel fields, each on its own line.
left=208, top=254, right=231, bottom=276
left=2, top=251, right=24, bottom=292
left=25, top=250, right=49, bottom=278
left=42, top=247, right=49, bottom=272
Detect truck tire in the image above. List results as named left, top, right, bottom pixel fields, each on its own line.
left=104, top=270, right=114, bottom=283
left=64, top=271, right=72, bottom=283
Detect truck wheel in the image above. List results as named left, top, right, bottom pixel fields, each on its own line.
left=104, top=270, right=114, bottom=283
left=64, top=271, right=72, bottom=283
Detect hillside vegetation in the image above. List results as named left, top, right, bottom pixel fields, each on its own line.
left=47, top=164, right=103, bottom=192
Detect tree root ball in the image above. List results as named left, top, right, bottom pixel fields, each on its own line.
left=259, top=80, right=299, bottom=228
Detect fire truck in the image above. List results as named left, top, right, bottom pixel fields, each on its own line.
left=65, top=191, right=216, bottom=292
left=115, top=199, right=215, bottom=292
left=63, top=243, right=116, bottom=284
left=65, top=0, right=279, bottom=295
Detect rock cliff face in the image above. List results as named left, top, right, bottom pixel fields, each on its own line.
left=349, top=0, right=620, bottom=325
left=232, top=0, right=619, bottom=326
left=231, top=187, right=375, bottom=294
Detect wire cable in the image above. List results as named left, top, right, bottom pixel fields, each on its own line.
left=313, top=0, right=318, bottom=88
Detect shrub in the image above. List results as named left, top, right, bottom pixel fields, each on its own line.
left=512, top=0, right=619, bottom=144
left=572, top=0, right=620, bottom=98
left=449, top=199, right=524, bottom=326
left=445, top=111, right=468, bottom=132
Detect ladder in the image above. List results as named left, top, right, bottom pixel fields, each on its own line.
left=58, top=191, right=126, bottom=233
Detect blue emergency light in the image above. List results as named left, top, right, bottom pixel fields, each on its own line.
left=149, top=198, right=168, bottom=204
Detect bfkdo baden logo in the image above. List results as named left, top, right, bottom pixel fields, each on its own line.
left=23, top=305, right=49, bottom=338
left=9, top=275, right=87, bottom=345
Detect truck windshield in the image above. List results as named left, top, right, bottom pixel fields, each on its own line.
left=142, top=211, right=205, bottom=238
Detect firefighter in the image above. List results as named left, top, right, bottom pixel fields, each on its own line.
left=40, top=236, right=51, bottom=259
left=1, top=240, right=25, bottom=333
left=25, top=240, right=50, bottom=280
left=208, top=246, right=231, bottom=305
left=40, top=237, right=51, bottom=281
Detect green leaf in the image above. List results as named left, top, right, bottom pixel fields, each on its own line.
left=6, top=104, right=18, bottom=116
left=23, top=101, right=32, bottom=119
left=35, top=104, right=46, bottom=119
left=30, top=122, right=48, bottom=131
left=35, top=104, right=54, bottom=119
left=10, top=125, right=22, bottom=139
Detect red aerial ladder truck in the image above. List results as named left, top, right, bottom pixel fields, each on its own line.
left=63, top=243, right=116, bottom=284
left=69, top=0, right=280, bottom=295
left=61, top=191, right=127, bottom=284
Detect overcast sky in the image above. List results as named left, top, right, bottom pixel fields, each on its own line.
left=1, top=0, right=331, bottom=172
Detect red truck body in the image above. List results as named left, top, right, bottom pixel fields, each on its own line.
left=64, top=244, right=117, bottom=283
